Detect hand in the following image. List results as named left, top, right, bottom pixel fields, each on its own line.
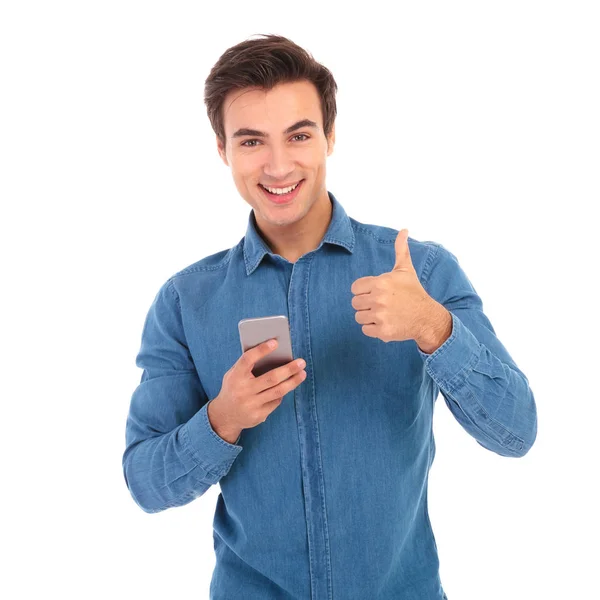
left=210, top=339, right=307, bottom=434
left=350, top=229, right=437, bottom=344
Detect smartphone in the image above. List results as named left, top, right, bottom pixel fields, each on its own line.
left=238, top=315, right=294, bottom=377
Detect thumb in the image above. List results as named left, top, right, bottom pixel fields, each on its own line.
left=392, top=229, right=413, bottom=271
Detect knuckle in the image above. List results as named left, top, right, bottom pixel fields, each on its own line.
left=275, top=381, right=289, bottom=397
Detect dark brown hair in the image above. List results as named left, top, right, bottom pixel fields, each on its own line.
left=204, top=34, right=338, bottom=149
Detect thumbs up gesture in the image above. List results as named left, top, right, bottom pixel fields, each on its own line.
left=350, top=229, right=451, bottom=349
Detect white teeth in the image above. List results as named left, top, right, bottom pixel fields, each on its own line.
left=262, top=181, right=300, bottom=195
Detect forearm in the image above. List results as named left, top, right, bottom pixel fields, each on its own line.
left=443, top=350, right=537, bottom=457
left=124, top=279, right=245, bottom=513
left=420, top=312, right=537, bottom=457
left=415, top=242, right=537, bottom=457
left=123, top=403, right=242, bottom=513
left=123, top=423, right=211, bottom=513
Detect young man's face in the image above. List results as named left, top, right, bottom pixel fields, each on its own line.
left=217, top=79, right=335, bottom=230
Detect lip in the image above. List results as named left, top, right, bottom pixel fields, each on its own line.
left=258, top=179, right=305, bottom=204
left=260, top=181, right=302, bottom=189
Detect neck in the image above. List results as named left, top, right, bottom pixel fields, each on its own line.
left=256, top=191, right=333, bottom=263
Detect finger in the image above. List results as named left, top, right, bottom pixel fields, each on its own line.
left=361, top=324, right=378, bottom=338
left=256, top=369, right=307, bottom=403
left=351, top=294, right=372, bottom=311
left=355, top=309, right=375, bottom=326
left=392, top=229, right=414, bottom=272
left=240, top=338, right=278, bottom=374
left=350, top=276, right=375, bottom=296
left=252, top=356, right=306, bottom=393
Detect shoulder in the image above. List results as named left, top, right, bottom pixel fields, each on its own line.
left=159, top=240, right=243, bottom=304
left=171, top=243, right=240, bottom=279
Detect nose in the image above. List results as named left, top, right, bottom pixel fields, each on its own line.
left=262, top=144, right=295, bottom=181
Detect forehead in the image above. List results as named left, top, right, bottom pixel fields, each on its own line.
left=222, top=80, right=322, bottom=136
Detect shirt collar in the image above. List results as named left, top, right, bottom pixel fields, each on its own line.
left=243, top=191, right=355, bottom=275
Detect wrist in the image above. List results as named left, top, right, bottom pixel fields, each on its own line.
left=416, top=302, right=453, bottom=354
left=207, top=399, right=242, bottom=444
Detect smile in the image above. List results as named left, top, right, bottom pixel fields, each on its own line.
left=258, top=179, right=305, bottom=204
left=259, top=181, right=301, bottom=195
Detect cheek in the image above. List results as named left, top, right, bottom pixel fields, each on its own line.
left=232, top=153, right=264, bottom=177
left=303, top=146, right=328, bottom=167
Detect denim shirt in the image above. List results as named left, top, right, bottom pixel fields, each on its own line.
left=122, top=191, right=537, bottom=600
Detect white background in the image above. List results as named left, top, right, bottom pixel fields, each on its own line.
left=1, top=1, right=598, bottom=599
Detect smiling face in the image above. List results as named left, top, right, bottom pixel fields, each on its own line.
left=217, top=79, right=335, bottom=241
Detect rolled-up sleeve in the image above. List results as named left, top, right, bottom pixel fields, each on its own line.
left=122, top=278, right=242, bottom=513
left=417, top=243, right=538, bottom=458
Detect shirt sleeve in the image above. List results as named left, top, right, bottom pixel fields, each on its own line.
left=122, top=278, right=243, bottom=513
left=417, top=242, right=538, bottom=458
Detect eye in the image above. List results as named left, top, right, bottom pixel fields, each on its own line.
left=240, top=134, right=309, bottom=148
left=240, top=139, right=261, bottom=147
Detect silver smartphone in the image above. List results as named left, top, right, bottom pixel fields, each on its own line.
left=238, top=315, right=294, bottom=377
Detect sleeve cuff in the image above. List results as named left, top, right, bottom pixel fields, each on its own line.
left=182, top=401, right=243, bottom=478
left=417, top=311, right=481, bottom=393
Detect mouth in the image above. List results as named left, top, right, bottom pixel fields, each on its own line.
left=258, top=179, right=305, bottom=204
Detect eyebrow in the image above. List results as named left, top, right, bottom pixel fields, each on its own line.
left=232, top=119, right=318, bottom=139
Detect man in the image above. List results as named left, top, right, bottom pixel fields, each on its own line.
left=122, top=34, right=537, bottom=600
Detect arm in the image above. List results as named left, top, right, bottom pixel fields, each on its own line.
left=416, top=242, right=537, bottom=458
left=122, top=279, right=243, bottom=513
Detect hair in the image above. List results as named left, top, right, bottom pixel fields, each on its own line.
left=204, top=34, right=338, bottom=150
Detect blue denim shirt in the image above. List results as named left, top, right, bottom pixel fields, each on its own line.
left=122, top=192, right=537, bottom=600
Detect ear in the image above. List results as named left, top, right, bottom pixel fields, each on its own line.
left=326, top=122, right=335, bottom=156
left=217, top=135, right=229, bottom=166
